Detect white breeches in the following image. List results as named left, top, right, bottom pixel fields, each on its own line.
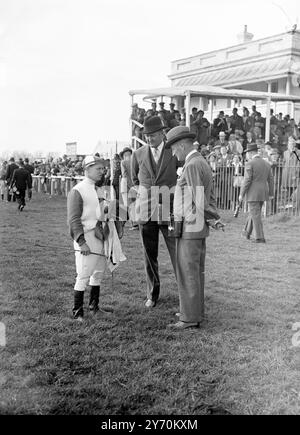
left=74, top=230, right=106, bottom=291
left=0, top=180, right=6, bottom=195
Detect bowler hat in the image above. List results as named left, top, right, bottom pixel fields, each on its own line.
left=165, top=126, right=196, bottom=148
left=119, top=146, right=133, bottom=159
left=244, top=143, right=258, bottom=153
left=143, top=116, right=166, bottom=135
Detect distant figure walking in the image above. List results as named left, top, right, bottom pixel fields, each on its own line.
left=9, top=160, right=32, bottom=211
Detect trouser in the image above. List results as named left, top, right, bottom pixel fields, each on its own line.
left=140, top=221, right=177, bottom=302
left=7, top=190, right=16, bottom=202
left=74, top=231, right=106, bottom=291
left=17, top=189, right=26, bottom=207
left=244, top=201, right=265, bottom=240
left=0, top=180, right=6, bottom=198
left=177, top=238, right=206, bottom=323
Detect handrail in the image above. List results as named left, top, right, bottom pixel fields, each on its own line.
left=132, top=136, right=147, bottom=147
left=131, top=119, right=144, bottom=129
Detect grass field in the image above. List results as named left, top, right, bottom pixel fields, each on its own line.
left=0, top=193, right=300, bottom=415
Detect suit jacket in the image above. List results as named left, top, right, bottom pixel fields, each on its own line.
left=10, top=168, right=32, bottom=191
left=6, top=163, right=18, bottom=184
left=240, top=156, right=274, bottom=202
left=131, top=143, right=179, bottom=223
left=174, top=152, right=219, bottom=239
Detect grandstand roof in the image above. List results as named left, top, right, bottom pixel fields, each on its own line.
left=129, top=85, right=300, bottom=102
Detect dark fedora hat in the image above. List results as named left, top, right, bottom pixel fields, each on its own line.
left=165, top=126, right=196, bottom=148
left=143, top=116, right=166, bottom=135
left=244, top=143, right=258, bottom=153
left=119, top=146, right=133, bottom=159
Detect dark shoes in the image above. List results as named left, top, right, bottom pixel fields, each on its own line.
left=167, top=321, right=200, bottom=330
left=145, top=299, right=156, bottom=308
left=241, top=230, right=250, bottom=240
left=73, top=290, right=84, bottom=321
left=89, top=286, right=100, bottom=313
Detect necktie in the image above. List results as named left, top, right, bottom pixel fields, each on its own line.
left=153, top=148, right=160, bottom=164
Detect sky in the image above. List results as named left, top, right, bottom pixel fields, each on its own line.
left=0, top=0, right=299, bottom=156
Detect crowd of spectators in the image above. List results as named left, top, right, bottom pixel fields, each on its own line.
left=131, top=102, right=300, bottom=212
left=131, top=101, right=300, bottom=156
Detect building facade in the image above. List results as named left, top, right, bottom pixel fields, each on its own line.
left=169, top=27, right=300, bottom=121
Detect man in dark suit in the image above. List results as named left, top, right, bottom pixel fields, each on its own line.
left=9, top=160, right=32, bottom=211
left=24, top=158, right=34, bottom=200
left=5, top=157, right=19, bottom=202
left=229, top=108, right=244, bottom=134
left=213, top=111, right=228, bottom=138
left=239, top=143, right=274, bottom=243
left=131, top=116, right=179, bottom=308
left=164, top=126, right=221, bottom=329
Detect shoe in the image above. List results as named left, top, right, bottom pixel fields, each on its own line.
left=145, top=299, right=156, bottom=308
left=241, top=230, right=250, bottom=240
left=20, top=205, right=24, bottom=212
left=252, top=239, right=266, bottom=244
left=129, top=225, right=139, bottom=231
left=167, top=321, right=199, bottom=330
left=175, top=313, right=181, bottom=318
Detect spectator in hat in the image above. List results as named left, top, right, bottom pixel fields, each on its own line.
left=5, top=157, right=19, bottom=202
left=131, top=116, right=180, bottom=309
left=9, top=159, right=32, bottom=211
left=228, top=133, right=243, bottom=156
left=151, top=102, right=158, bottom=116
left=194, top=110, right=210, bottom=146
left=164, top=126, right=221, bottom=330
left=229, top=108, right=244, bottom=134
left=169, top=102, right=179, bottom=121
left=169, top=112, right=181, bottom=129
left=239, top=143, right=274, bottom=243
left=214, top=131, right=229, bottom=149
left=213, top=111, right=228, bottom=138
left=282, top=137, right=300, bottom=204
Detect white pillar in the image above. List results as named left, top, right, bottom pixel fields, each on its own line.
left=199, top=97, right=204, bottom=110
left=265, top=96, right=271, bottom=142
left=291, top=101, right=295, bottom=119
left=210, top=98, right=214, bottom=123
left=286, top=76, right=291, bottom=95
left=267, top=82, right=272, bottom=93
left=185, top=92, right=191, bottom=128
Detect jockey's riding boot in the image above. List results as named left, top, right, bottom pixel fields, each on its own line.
left=73, top=290, right=84, bottom=321
left=89, top=286, right=100, bottom=313
left=1, top=194, right=4, bottom=201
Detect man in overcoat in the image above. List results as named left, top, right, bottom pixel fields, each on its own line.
left=239, top=143, right=274, bottom=243
left=164, top=126, right=221, bottom=330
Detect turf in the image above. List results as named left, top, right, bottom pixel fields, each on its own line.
left=0, top=194, right=300, bottom=415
